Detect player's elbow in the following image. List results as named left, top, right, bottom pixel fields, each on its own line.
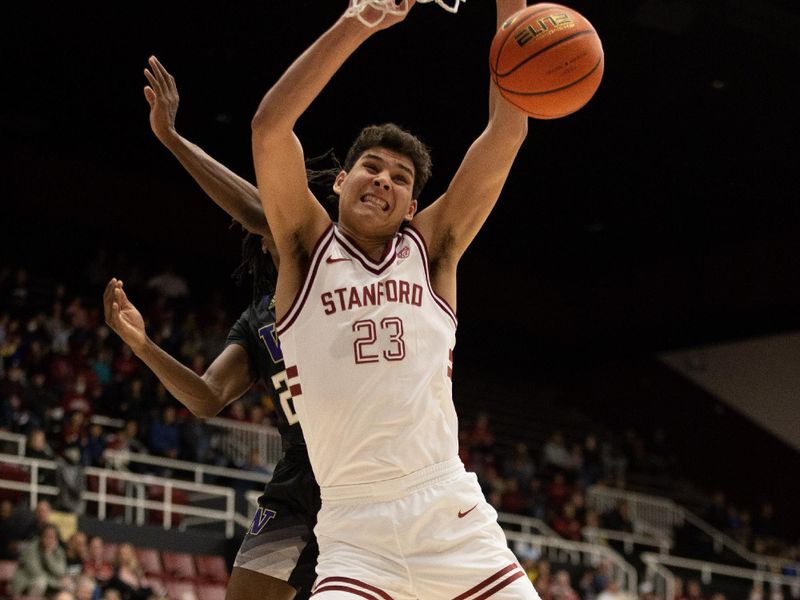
left=190, top=403, right=222, bottom=420
left=251, top=95, right=290, bottom=139
left=251, top=106, right=271, bottom=135
left=503, top=113, right=529, bottom=145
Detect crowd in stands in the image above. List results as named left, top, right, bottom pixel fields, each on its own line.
left=2, top=255, right=799, bottom=600
left=0, top=498, right=169, bottom=600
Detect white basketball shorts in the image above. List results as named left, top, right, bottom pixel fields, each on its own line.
left=310, top=457, right=539, bottom=599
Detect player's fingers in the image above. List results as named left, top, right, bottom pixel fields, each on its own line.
left=152, top=56, right=176, bottom=89
left=113, top=286, right=127, bottom=308
left=144, top=86, right=156, bottom=106
left=103, top=280, right=115, bottom=311
left=147, top=57, right=167, bottom=90
left=150, top=55, right=170, bottom=89
left=144, top=68, right=162, bottom=96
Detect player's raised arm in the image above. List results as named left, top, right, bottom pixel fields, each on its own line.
left=103, top=278, right=254, bottom=418
left=412, top=0, right=528, bottom=262
left=144, top=56, right=271, bottom=243
left=251, top=3, right=415, bottom=261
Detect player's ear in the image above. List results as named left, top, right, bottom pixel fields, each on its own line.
left=404, top=199, right=418, bottom=222
left=333, top=170, right=347, bottom=194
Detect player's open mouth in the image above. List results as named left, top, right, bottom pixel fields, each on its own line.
left=360, top=194, right=389, bottom=211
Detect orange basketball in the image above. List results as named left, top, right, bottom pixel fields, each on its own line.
left=489, top=3, right=604, bottom=119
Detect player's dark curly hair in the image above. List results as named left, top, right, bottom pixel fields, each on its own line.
left=343, top=123, right=433, bottom=199
left=232, top=150, right=341, bottom=301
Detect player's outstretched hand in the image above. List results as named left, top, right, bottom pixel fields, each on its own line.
left=104, top=278, right=147, bottom=352
left=143, top=55, right=180, bottom=143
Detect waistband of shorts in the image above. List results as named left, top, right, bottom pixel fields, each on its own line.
left=320, top=457, right=465, bottom=504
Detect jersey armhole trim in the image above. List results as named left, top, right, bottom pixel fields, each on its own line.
left=404, top=226, right=457, bottom=328
left=276, top=224, right=335, bottom=336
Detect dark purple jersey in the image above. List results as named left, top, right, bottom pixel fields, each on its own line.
left=225, top=294, right=304, bottom=450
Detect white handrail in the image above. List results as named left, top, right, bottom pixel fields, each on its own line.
left=504, top=530, right=638, bottom=594
left=104, top=449, right=270, bottom=485
left=0, top=431, right=26, bottom=456
left=643, top=556, right=676, bottom=600
left=0, top=453, right=238, bottom=538
left=681, top=510, right=793, bottom=573
left=588, top=485, right=795, bottom=573
left=582, top=526, right=672, bottom=555
left=587, top=485, right=682, bottom=536
left=205, top=417, right=283, bottom=468
left=90, top=414, right=126, bottom=429
left=497, top=511, right=558, bottom=537
left=641, top=552, right=800, bottom=588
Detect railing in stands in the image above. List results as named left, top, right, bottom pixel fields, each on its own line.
left=88, top=413, right=284, bottom=471
left=643, top=556, right=676, bottom=600
left=90, top=414, right=125, bottom=429
left=497, top=512, right=558, bottom=537
left=505, top=530, right=638, bottom=594
left=0, top=431, right=26, bottom=456
left=205, top=417, right=283, bottom=469
left=582, top=526, right=673, bottom=555
left=0, top=453, right=238, bottom=538
left=641, top=552, right=800, bottom=599
left=103, top=449, right=271, bottom=486
left=679, top=510, right=795, bottom=574
left=587, top=485, right=794, bottom=573
left=586, top=485, right=683, bottom=537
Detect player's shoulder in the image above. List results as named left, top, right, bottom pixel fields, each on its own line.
left=249, top=293, right=277, bottom=325
left=228, top=294, right=276, bottom=336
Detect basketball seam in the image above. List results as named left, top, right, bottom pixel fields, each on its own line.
left=496, top=54, right=603, bottom=97
left=496, top=29, right=599, bottom=78
left=492, top=4, right=564, bottom=76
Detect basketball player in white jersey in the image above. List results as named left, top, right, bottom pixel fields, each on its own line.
left=251, top=0, right=538, bottom=598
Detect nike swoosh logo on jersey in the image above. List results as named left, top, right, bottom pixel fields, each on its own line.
left=458, top=504, right=478, bottom=518
left=326, top=256, right=352, bottom=264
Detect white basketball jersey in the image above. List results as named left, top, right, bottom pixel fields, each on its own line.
left=276, top=224, right=459, bottom=488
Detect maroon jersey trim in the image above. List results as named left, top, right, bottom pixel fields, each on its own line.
left=312, top=577, right=394, bottom=600
left=451, top=563, right=525, bottom=600
left=334, top=226, right=399, bottom=275
left=276, top=224, right=335, bottom=336
left=404, top=226, right=457, bottom=327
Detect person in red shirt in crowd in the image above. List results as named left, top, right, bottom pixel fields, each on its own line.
left=501, top=478, right=527, bottom=514
left=546, top=471, right=572, bottom=513
left=82, top=535, right=114, bottom=584
left=61, top=374, right=92, bottom=416
left=551, top=503, right=582, bottom=541
left=112, top=345, right=140, bottom=381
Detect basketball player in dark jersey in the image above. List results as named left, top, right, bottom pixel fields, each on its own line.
left=103, top=56, right=336, bottom=600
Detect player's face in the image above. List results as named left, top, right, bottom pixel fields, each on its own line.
left=334, top=147, right=417, bottom=236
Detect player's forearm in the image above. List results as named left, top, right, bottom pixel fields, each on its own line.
left=159, top=132, right=269, bottom=236
left=252, top=16, right=372, bottom=134
left=490, top=0, right=528, bottom=139
left=132, top=337, right=226, bottom=419
left=497, top=0, right=525, bottom=27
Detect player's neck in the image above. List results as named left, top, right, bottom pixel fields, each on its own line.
left=336, top=223, right=396, bottom=262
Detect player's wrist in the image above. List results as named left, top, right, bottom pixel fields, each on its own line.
left=128, top=334, right=153, bottom=357
left=336, top=11, right=379, bottom=41
left=156, top=126, right=180, bottom=147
